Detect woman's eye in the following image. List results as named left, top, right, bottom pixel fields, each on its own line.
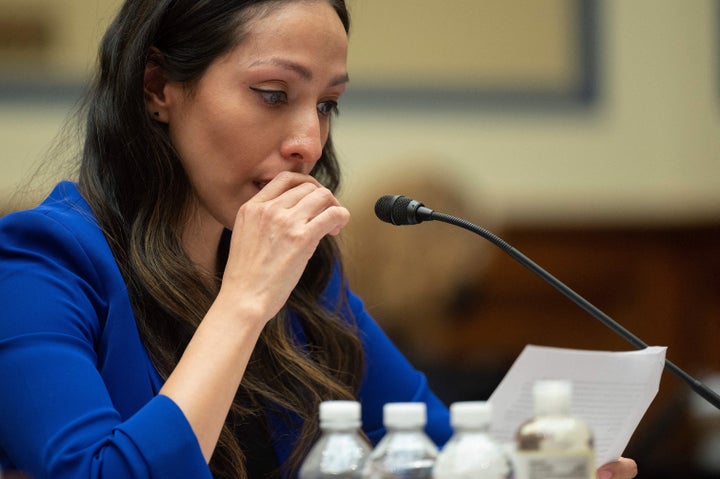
left=317, top=100, right=339, bottom=117
left=251, top=88, right=288, bottom=106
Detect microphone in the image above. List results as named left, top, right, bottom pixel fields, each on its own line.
left=374, top=194, right=720, bottom=410
left=374, top=194, right=434, bottom=225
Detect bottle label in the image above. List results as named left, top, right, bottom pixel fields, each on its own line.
left=514, top=451, right=594, bottom=479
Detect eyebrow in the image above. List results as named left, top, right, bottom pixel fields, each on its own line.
left=249, top=57, right=349, bottom=86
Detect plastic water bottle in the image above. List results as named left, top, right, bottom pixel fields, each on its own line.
left=433, top=401, right=512, bottom=479
left=362, top=402, right=438, bottom=479
left=299, top=400, right=373, bottom=479
left=514, top=380, right=595, bottom=479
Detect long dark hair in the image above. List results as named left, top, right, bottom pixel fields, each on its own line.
left=77, top=1, right=363, bottom=478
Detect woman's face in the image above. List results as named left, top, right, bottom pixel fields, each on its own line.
left=162, top=0, right=348, bottom=232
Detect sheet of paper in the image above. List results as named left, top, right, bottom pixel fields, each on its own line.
left=488, top=344, right=666, bottom=466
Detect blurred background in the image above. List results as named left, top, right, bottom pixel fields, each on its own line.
left=1, top=0, right=719, bottom=477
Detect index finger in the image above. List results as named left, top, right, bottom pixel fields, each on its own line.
left=250, top=171, right=324, bottom=203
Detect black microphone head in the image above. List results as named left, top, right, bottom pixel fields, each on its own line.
left=375, top=194, right=432, bottom=225
left=374, top=195, right=405, bottom=224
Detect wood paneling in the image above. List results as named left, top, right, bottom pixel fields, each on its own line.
left=350, top=221, right=720, bottom=477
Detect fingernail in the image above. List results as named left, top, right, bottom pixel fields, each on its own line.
left=598, top=471, right=612, bottom=479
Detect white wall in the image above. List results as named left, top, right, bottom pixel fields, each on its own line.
left=335, top=0, right=720, bottom=226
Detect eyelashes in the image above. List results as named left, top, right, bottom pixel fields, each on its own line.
left=251, top=87, right=288, bottom=106
left=250, top=87, right=340, bottom=117
left=317, top=100, right=339, bottom=117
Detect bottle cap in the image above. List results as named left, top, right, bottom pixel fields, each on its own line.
left=450, top=401, right=492, bottom=428
left=383, top=402, right=427, bottom=428
left=319, top=400, right=361, bottom=428
left=533, top=379, right=572, bottom=415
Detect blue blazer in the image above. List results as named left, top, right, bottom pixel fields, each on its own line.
left=0, top=182, right=451, bottom=478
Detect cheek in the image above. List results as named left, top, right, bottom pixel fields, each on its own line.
left=322, top=122, right=331, bottom=144
left=170, top=108, right=254, bottom=173
left=204, top=104, right=279, bottom=161
left=318, top=119, right=332, bottom=151
left=167, top=87, right=283, bottom=188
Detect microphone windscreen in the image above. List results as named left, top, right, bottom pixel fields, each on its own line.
left=390, top=196, right=414, bottom=225
left=374, top=195, right=399, bottom=224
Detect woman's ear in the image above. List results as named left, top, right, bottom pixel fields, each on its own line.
left=144, top=48, right=170, bottom=123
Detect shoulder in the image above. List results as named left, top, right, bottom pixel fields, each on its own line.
left=2, top=181, right=100, bottom=235
left=0, top=182, right=123, bottom=335
left=0, top=181, right=112, bottom=269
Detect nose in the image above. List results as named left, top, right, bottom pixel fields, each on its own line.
left=280, top=109, right=324, bottom=165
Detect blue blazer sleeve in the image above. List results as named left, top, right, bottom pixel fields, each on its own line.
left=0, top=184, right=210, bottom=478
left=324, top=271, right=452, bottom=447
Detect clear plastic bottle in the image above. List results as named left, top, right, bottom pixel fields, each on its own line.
left=362, top=402, right=438, bottom=479
left=433, top=401, right=513, bottom=479
left=299, top=400, right=373, bottom=479
left=514, top=380, right=595, bottom=479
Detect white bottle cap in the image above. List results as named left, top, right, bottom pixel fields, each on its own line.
left=533, top=380, right=572, bottom=415
left=319, top=400, right=361, bottom=428
left=449, top=401, right=492, bottom=428
left=383, top=402, right=427, bottom=428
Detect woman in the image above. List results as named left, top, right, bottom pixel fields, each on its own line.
left=0, top=1, right=637, bottom=478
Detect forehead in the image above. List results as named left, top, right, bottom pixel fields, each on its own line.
left=239, top=1, right=347, bottom=58
left=192, top=1, right=348, bottom=92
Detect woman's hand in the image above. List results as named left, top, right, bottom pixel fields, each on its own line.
left=220, top=171, right=350, bottom=324
left=160, top=172, right=349, bottom=463
left=597, top=457, right=638, bottom=479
